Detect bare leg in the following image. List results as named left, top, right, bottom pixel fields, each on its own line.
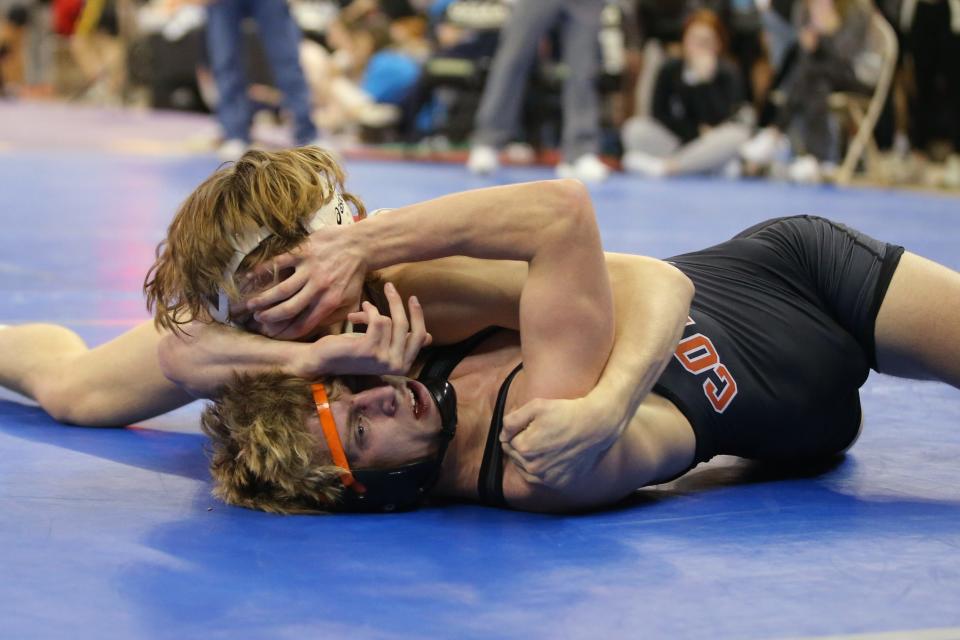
left=0, top=321, right=193, bottom=426
left=875, top=252, right=960, bottom=388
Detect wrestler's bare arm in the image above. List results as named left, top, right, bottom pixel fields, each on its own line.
left=0, top=308, right=427, bottom=426
left=0, top=322, right=193, bottom=427
left=0, top=320, right=335, bottom=426
left=248, top=180, right=611, bottom=344
left=497, top=254, right=695, bottom=490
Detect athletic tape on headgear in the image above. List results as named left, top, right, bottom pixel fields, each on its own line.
left=207, top=190, right=354, bottom=325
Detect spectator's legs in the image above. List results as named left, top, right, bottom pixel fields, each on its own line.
left=621, top=116, right=680, bottom=176
left=249, top=0, right=318, bottom=144
left=558, top=0, right=605, bottom=161
left=206, top=0, right=252, bottom=142
left=634, top=40, right=665, bottom=119
left=946, top=25, right=960, bottom=151
left=907, top=1, right=943, bottom=151
left=471, top=0, right=563, bottom=149
left=671, top=123, right=752, bottom=174
left=779, top=55, right=861, bottom=162
left=621, top=116, right=680, bottom=157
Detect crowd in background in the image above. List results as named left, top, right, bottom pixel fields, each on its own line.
left=0, top=0, right=957, bottom=188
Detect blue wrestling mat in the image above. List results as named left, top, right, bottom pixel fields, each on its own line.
left=1, top=106, right=959, bottom=640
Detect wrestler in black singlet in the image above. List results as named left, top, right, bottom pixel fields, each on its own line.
left=477, top=216, right=905, bottom=508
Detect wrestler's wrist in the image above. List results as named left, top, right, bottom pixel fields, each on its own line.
left=583, top=387, right=628, bottom=443
left=288, top=340, right=333, bottom=380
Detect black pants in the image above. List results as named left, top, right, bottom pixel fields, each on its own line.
left=908, top=0, right=960, bottom=150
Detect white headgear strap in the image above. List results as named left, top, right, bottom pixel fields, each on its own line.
left=208, top=190, right=354, bottom=325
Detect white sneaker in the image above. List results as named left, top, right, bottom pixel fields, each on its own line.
left=787, top=155, right=822, bottom=184
left=740, top=128, right=786, bottom=166
left=357, top=103, right=401, bottom=128
left=721, top=158, right=743, bottom=179
left=557, top=153, right=610, bottom=183
left=467, top=145, right=499, bottom=175
left=217, top=138, right=250, bottom=162
left=622, top=151, right=668, bottom=178
left=503, top=142, right=535, bottom=164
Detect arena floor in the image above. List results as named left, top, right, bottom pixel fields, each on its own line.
left=1, top=103, right=959, bottom=640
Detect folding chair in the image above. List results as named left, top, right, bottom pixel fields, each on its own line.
left=830, top=10, right=898, bottom=184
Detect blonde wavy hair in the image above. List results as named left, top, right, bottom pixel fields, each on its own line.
left=144, top=146, right=366, bottom=332
left=201, top=371, right=346, bottom=514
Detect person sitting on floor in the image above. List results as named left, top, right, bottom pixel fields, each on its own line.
left=621, top=9, right=752, bottom=178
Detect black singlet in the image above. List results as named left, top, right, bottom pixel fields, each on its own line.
left=477, top=363, right=523, bottom=508
left=475, top=216, right=906, bottom=505
left=653, top=216, right=904, bottom=466
left=418, top=327, right=501, bottom=382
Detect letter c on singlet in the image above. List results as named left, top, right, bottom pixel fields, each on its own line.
left=704, top=364, right=737, bottom=413
left=674, top=333, right=720, bottom=374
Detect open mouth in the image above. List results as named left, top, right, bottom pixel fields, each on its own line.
left=405, top=381, right=430, bottom=420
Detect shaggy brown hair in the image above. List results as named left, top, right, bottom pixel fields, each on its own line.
left=144, top=146, right=367, bottom=333
left=201, top=371, right=346, bottom=514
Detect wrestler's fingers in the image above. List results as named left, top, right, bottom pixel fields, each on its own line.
left=347, top=310, right=370, bottom=325
left=402, top=296, right=430, bottom=366
left=364, top=302, right=393, bottom=355
left=501, top=443, right=546, bottom=485
left=383, top=283, right=409, bottom=365
left=259, top=316, right=298, bottom=339
left=247, top=251, right=301, bottom=281
left=253, top=284, right=320, bottom=326
left=274, top=299, right=340, bottom=340
left=246, top=263, right=307, bottom=311
left=501, top=400, right=542, bottom=443
left=247, top=274, right=313, bottom=318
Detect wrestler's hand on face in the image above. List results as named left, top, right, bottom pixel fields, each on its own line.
left=293, top=282, right=432, bottom=378
left=499, top=395, right=620, bottom=490
left=244, top=225, right=368, bottom=340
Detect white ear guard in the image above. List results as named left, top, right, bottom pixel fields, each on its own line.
left=207, top=190, right=355, bottom=325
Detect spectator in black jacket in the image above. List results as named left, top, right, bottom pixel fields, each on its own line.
left=621, top=9, right=750, bottom=177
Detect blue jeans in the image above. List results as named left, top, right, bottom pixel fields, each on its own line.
left=205, top=0, right=317, bottom=144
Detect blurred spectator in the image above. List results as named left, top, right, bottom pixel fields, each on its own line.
left=718, top=0, right=770, bottom=108
left=899, top=0, right=960, bottom=180
left=621, top=9, right=750, bottom=176
left=742, top=0, right=876, bottom=181
left=205, top=0, right=321, bottom=160
left=393, top=1, right=500, bottom=142
left=630, top=0, right=709, bottom=119
left=0, top=3, right=29, bottom=95
left=466, top=0, right=610, bottom=182
left=70, top=0, right=125, bottom=103
left=300, top=9, right=424, bottom=135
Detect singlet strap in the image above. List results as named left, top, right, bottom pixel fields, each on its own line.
left=477, top=363, right=524, bottom=508
left=417, top=326, right=501, bottom=382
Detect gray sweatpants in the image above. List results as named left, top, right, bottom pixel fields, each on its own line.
left=471, top=0, right=605, bottom=161
left=621, top=117, right=751, bottom=175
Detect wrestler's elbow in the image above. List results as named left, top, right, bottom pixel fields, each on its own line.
left=34, top=378, right=121, bottom=427
left=542, top=179, right=594, bottom=227
left=674, top=265, right=695, bottom=304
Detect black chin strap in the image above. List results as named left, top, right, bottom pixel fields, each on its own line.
left=413, top=326, right=503, bottom=491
